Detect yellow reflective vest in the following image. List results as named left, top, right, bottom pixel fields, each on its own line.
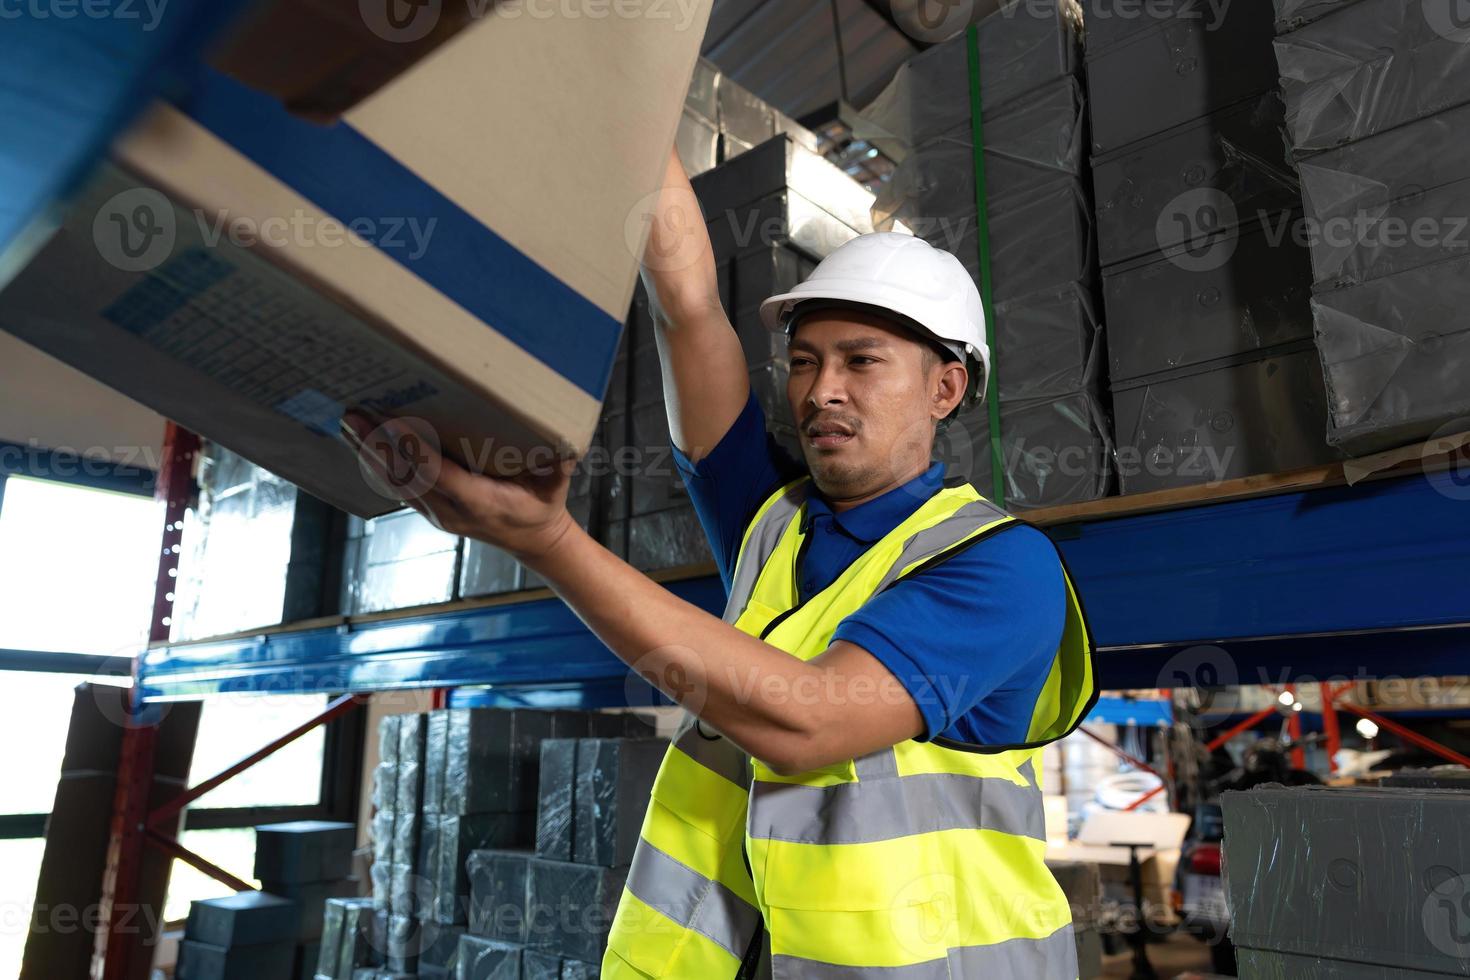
left=604, top=477, right=1097, bottom=979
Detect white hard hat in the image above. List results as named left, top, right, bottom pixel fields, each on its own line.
left=759, top=232, right=991, bottom=406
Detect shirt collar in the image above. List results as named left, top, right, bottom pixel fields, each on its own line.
left=802, top=461, right=948, bottom=544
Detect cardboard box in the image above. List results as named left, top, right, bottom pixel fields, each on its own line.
left=0, top=2, right=713, bottom=517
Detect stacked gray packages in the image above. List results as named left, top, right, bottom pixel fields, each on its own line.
left=1084, top=0, right=1340, bottom=494
left=606, top=132, right=877, bottom=571
left=1273, top=0, right=1470, bottom=453
left=1221, top=784, right=1470, bottom=977
left=255, top=820, right=358, bottom=979
left=861, top=2, right=1113, bottom=510
left=463, top=734, right=669, bottom=977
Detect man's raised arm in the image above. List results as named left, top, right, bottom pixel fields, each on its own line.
left=638, top=148, right=749, bottom=463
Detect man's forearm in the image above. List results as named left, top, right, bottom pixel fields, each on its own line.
left=522, top=522, right=837, bottom=771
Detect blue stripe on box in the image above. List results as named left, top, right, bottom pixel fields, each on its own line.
left=169, top=68, right=621, bottom=400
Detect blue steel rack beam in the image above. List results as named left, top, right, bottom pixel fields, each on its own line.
left=138, top=470, right=1470, bottom=704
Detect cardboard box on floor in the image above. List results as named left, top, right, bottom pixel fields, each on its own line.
left=0, top=2, right=712, bottom=517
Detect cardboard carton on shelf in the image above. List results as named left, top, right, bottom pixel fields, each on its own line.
left=0, top=0, right=713, bottom=517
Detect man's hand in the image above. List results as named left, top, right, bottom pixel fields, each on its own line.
left=342, top=413, right=575, bottom=563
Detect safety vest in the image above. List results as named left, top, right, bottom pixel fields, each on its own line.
left=604, top=477, right=1097, bottom=979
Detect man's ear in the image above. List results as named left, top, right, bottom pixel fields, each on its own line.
left=932, top=361, right=968, bottom=420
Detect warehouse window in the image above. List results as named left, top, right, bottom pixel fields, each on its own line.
left=187, top=695, right=330, bottom=810
left=0, top=475, right=160, bottom=656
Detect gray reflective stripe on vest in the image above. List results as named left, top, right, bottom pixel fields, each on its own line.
left=624, top=840, right=762, bottom=959
left=723, top=481, right=809, bottom=623
left=770, top=924, right=1077, bottom=980
left=872, top=497, right=1012, bottom=594
left=747, top=770, right=1045, bottom=845
left=673, top=716, right=750, bottom=789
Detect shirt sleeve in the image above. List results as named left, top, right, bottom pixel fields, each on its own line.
left=671, top=390, right=804, bottom=590
left=832, top=523, right=1068, bottom=744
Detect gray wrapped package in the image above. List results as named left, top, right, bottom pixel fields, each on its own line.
left=945, top=177, right=1096, bottom=302
left=395, top=714, right=426, bottom=815
left=691, top=135, right=877, bottom=233
left=1236, top=948, right=1459, bottom=978
left=524, top=950, right=562, bottom=980
left=1222, top=784, right=1470, bottom=975
left=184, top=891, right=298, bottom=947
left=869, top=76, right=1086, bottom=221
left=686, top=57, right=719, bottom=124
left=940, top=391, right=1114, bottom=511
left=455, top=935, right=522, bottom=980
left=388, top=862, right=429, bottom=919
left=621, top=506, right=714, bottom=573
left=1270, top=0, right=1358, bottom=33
left=423, top=710, right=450, bottom=815
left=675, top=107, right=720, bottom=178
left=385, top=914, right=419, bottom=974
left=1275, top=0, right=1470, bottom=154
left=535, top=739, right=578, bottom=862
left=716, top=75, right=775, bottom=147
left=526, top=859, right=629, bottom=963
left=1298, top=102, right=1470, bottom=287
left=344, top=509, right=460, bottom=614
left=254, top=821, right=356, bottom=885
left=1091, top=92, right=1299, bottom=268
left=459, top=539, right=523, bottom=598
left=561, top=961, right=600, bottom=980
left=390, top=809, right=419, bottom=871
left=371, top=761, right=397, bottom=814
left=1110, top=344, right=1338, bottom=494
left=467, top=849, right=531, bottom=944
left=430, top=813, right=536, bottom=925
left=420, top=922, right=465, bottom=973
left=177, top=939, right=295, bottom=980
left=855, top=4, right=1079, bottom=148
left=1102, top=220, right=1315, bottom=383
left=258, top=877, right=357, bottom=942
left=336, top=899, right=381, bottom=980
left=1084, top=4, right=1278, bottom=155
left=378, top=715, right=400, bottom=771
left=572, top=738, right=668, bottom=868
left=318, top=899, right=346, bottom=977
left=991, top=282, right=1102, bottom=403
left=1310, top=253, right=1470, bottom=455
left=749, top=359, right=794, bottom=432
left=443, top=709, right=556, bottom=816
left=370, top=859, right=392, bottom=913
left=705, top=190, right=870, bottom=267
left=1081, top=0, right=1220, bottom=54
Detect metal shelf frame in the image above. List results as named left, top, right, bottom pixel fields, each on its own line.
left=138, top=468, right=1470, bottom=704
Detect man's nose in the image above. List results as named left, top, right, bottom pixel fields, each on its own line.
left=806, top=362, right=848, bottom=409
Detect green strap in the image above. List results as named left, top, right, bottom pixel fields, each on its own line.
left=966, top=23, right=1005, bottom=510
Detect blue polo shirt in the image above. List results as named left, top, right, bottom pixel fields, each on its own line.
left=672, top=391, right=1067, bottom=746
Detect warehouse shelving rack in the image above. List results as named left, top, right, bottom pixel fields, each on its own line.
left=91, top=430, right=1470, bottom=977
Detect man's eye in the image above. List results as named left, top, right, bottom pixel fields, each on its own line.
left=791, top=357, right=815, bottom=368
left=850, top=356, right=876, bottom=365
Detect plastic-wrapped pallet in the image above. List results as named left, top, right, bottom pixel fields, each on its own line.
left=1274, top=0, right=1470, bottom=154
left=1310, top=253, right=1470, bottom=454
left=341, top=508, right=461, bottom=614
left=1270, top=0, right=1358, bottom=33
left=1297, top=101, right=1470, bottom=288
left=169, top=445, right=298, bottom=642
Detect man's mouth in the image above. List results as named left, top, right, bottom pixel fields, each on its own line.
left=804, top=420, right=856, bottom=449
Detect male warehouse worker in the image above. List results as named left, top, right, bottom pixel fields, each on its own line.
left=347, top=150, right=1096, bottom=978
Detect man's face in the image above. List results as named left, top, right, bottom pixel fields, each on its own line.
left=786, top=309, right=965, bottom=503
